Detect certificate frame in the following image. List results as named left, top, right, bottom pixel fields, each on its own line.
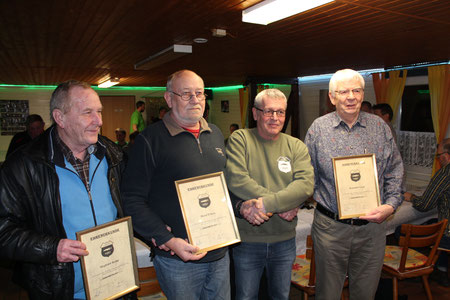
left=76, top=217, right=139, bottom=300
left=332, top=154, right=381, bottom=219
left=175, top=171, right=241, bottom=253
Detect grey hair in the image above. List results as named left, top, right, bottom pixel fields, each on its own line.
left=329, top=69, right=365, bottom=97
left=254, top=89, right=287, bottom=108
left=50, top=80, right=92, bottom=123
left=166, top=69, right=203, bottom=91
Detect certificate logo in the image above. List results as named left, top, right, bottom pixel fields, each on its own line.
left=198, top=193, right=211, bottom=208
left=350, top=170, right=361, bottom=182
left=101, top=241, right=114, bottom=257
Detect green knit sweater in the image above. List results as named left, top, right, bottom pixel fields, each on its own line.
left=225, top=128, right=314, bottom=243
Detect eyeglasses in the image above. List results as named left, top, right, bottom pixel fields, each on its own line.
left=436, top=152, right=448, bottom=157
left=254, top=107, right=286, bottom=117
left=335, top=88, right=364, bottom=97
left=170, top=91, right=207, bottom=101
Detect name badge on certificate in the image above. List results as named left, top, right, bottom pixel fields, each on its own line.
left=76, top=217, right=139, bottom=300
left=175, top=171, right=241, bottom=253
left=332, top=154, right=381, bottom=219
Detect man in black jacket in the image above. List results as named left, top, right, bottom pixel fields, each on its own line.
left=0, top=81, right=127, bottom=299
left=121, top=70, right=230, bottom=300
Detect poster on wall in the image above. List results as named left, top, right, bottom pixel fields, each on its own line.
left=0, top=100, right=29, bottom=135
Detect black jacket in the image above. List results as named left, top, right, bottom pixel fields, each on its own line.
left=0, top=126, right=126, bottom=299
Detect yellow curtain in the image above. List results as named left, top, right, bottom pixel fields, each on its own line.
left=386, top=70, right=407, bottom=123
left=372, top=72, right=389, bottom=103
left=239, top=88, right=249, bottom=128
left=428, top=64, right=450, bottom=173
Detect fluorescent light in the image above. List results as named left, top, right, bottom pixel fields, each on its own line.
left=98, top=77, right=120, bottom=88
left=242, top=0, right=334, bottom=25
left=134, top=44, right=193, bottom=70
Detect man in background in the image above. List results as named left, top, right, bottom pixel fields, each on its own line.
left=305, top=69, right=403, bottom=300
left=152, top=106, right=168, bottom=123
left=0, top=80, right=128, bottom=299
left=225, top=123, right=239, bottom=145
left=130, top=100, right=145, bottom=133
left=373, top=103, right=397, bottom=141
left=6, top=114, right=45, bottom=158
left=225, top=88, right=314, bottom=299
left=121, top=70, right=230, bottom=299
left=361, top=100, right=372, bottom=113
left=404, top=138, right=450, bottom=287
left=115, top=128, right=128, bottom=149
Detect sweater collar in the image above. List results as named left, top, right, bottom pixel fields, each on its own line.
left=162, top=111, right=211, bottom=137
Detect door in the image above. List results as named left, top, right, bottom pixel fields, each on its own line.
left=100, top=96, right=136, bottom=142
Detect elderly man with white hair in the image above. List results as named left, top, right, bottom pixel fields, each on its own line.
left=305, top=69, right=404, bottom=300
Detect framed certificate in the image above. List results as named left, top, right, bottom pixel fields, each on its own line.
left=332, top=154, right=381, bottom=219
left=175, top=171, right=241, bottom=253
left=76, top=217, right=139, bottom=300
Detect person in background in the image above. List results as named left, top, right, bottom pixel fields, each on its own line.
left=0, top=80, right=129, bottom=299
left=121, top=70, right=230, bottom=300
left=130, top=100, right=145, bottom=133
left=225, top=88, right=314, bottom=299
left=305, top=69, right=403, bottom=300
left=373, top=103, right=397, bottom=142
left=404, top=138, right=450, bottom=287
left=224, top=123, right=239, bottom=145
left=152, top=106, right=168, bottom=123
left=360, top=100, right=372, bottom=113
left=6, top=114, right=45, bottom=158
left=115, top=128, right=128, bottom=149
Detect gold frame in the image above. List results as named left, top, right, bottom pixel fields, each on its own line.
left=332, top=154, right=381, bottom=219
left=175, top=171, right=241, bottom=253
left=76, top=217, right=139, bottom=300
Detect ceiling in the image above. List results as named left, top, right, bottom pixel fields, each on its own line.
left=0, top=0, right=449, bottom=87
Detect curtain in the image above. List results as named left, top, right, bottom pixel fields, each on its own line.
left=239, top=88, right=249, bottom=128
left=371, top=70, right=407, bottom=122
left=372, top=72, right=389, bottom=104
left=428, top=64, right=450, bottom=173
left=386, top=70, right=408, bottom=123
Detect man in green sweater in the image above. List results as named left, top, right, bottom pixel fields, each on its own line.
left=130, top=100, right=146, bottom=133
left=225, top=88, right=314, bottom=299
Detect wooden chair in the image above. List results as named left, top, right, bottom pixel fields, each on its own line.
left=291, top=235, right=347, bottom=300
left=136, top=265, right=166, bottom=299
left=382, top=219, right=448, bottom=300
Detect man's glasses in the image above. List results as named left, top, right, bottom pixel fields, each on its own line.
left=335, top=88, right=364, bottom=97
left=170, top=91, right=207, bottom=101
left=254, top=107, right=286, bottom=117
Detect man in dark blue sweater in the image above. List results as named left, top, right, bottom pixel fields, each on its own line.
left=121, top=70, right=230, bottom=300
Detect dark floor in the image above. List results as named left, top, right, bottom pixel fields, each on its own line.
left=1, top=259, right=449, bottom=300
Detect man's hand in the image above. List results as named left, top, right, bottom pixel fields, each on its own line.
left=241, top=197, right=271, bottom=225
left=278, top=207, right=299, bottom=221
left=57, top=239, right=89, bottom=263
left=403, top=192, right=414, bottom=202
left=359, top=204, right=394, bottom=224
left=163, top=237, right=207, bottom=262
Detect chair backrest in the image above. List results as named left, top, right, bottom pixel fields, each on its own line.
left=397, top=219, right=448, bottom=272
left=137, top=266, right=163, bottom=296
left=305, top=235, right=316, bottom=286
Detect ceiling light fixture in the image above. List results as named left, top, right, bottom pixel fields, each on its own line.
left=242, top=0, right=334, bottom=25
left=98, top=77, right=120, bottom=88
left=134, top=44, right=193, bottom=70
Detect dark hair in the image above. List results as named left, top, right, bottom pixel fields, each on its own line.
left=372, top=103, right=393, bottom=121
left=159, top=106, right=167, bottom=113
left=230, top=123, right=239, bottom=129
left=136, top=101, right=145, bottom=109
left=26, top=114, right=44, bottom=127
left=361, top=101, right=372, bottom=109
left=50, top=80, right=92, bottom=123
